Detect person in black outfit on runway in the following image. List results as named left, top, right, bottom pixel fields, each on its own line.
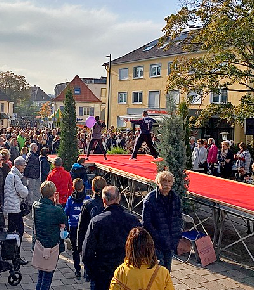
left=129, top=111, right=158, bottom=160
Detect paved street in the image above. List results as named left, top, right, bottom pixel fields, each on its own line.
left=0, top=215, right=253, bottom=290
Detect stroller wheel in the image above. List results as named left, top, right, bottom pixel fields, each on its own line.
left=8, top=271, right=22, bottom=286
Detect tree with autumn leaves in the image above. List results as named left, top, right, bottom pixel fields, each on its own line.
left=160, top=0, right=254, bottom=127
left=39, top=101, right=52, bottom=120
left=0, top=71, right=30, bottom=109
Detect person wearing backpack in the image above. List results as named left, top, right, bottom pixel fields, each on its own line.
left=70, top=157, right=88, bottom=184
left=77, top=176, right=107, bottom=254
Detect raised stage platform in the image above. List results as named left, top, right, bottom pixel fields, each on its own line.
left=79, top=154, right=254, bottom=266
left=49, top=154, right=254, bottom=265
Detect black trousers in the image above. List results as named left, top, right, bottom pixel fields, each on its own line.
left=131, top=134, right=158, bottom=159
left=87, top=139, right=106, bottom=157
left=69, top=227, right=81, bottom=272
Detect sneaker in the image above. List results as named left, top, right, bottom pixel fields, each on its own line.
left=104, top=156, right=107, bottom=160
left=85, top=157, right=89, bottom=161
left=19, top=257, right=29, bottom=266
left=153, top=157, right=163, bottom=162
left=129, top=157, right=137, bottom=160
left=75, top=271, right=81, bottom=279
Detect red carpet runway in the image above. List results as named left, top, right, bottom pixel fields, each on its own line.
left=50, top=154, right=254, bottom=214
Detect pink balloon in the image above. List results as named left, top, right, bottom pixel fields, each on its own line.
left=86, top=116, right=96, bottom=128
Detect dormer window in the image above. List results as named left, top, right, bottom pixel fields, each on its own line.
left=74, top=87, right=81, bottom=95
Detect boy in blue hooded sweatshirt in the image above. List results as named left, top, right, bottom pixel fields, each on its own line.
left=65, top=178, right=90, bottom=278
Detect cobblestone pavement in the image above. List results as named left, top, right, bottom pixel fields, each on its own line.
left=0, top=216, right=253, bottom=290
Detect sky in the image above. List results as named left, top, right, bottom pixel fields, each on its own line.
left=0, top=0, right=181, bottom=94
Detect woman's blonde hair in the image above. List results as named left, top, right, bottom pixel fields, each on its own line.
left=40, top=181, right=56, bottom=198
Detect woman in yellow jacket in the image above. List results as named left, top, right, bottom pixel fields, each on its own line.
left=109, top=227, right=174, bottom=290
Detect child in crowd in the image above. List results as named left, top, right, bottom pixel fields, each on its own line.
left=65, top=178, right=90, bottom=278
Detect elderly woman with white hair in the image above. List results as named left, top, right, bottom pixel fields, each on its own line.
left=4, top=156, right=29, bottom=267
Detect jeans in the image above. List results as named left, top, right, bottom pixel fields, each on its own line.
left=156, top=249, right=174, bottom=272
left=36, top=270, right=54, bottom=290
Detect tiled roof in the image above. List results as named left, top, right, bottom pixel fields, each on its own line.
left=30, top=86, right=52, bottom=102
left=108, top=33, right=190, bottom=65
left=0, top=90, right=11, bottom=101
left=54, top=75, right=101, bottom=103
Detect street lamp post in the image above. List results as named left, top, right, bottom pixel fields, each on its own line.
left=106, top=54, right=112, bottom=129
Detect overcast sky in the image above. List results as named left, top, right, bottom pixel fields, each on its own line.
left=0, top=0, right=181, bottom=94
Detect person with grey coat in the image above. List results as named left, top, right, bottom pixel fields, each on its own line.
left=4, top=156, right=29, bottom=267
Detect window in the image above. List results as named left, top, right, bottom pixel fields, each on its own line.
left=78, top=107, right=90, bottom=116
left=74, top=87, right=81, bottom=95
left=166, top=90, right=180, bottom=105
left=0, top=103, right=4, bottom=112
left=188, top=91, right=202, bottom=105
left=132, top=91, right=143, bottom=104
left=211, top=89, right=228, bottom=104
left=168, top=62, right=173, bottom=75
left=150, top=64, right=161, bottom=77
left=90, top=107, right=94, bottom=116
left=118, top=92, right=127, bottom=104
left=148, top=91, right=160, bottom=108
left=119, top=68, right=128, bottom=80
left=133, top=66, right=143, bottom=79
left=117, top=116, right=126, bottom=128
left=79, top=107, right=83, bottom=116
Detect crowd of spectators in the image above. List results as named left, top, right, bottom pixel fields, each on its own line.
left=0, top=125, right=180, bottom=290
left=191, top=137, right=254, bottom=183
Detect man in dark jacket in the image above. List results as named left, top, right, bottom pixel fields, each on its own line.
left=143, top=171, right=182, bottom=272
left=130, top=110, right=158, bottom=160
left=24, top=143, right=40, bottom=206
left=83, top=186, right=140, bottom=290
left=70, top=157, right=88, bottom=184
left=86, top=116, right=107, bottom=160
left=77, top=176, right=107, bottom=253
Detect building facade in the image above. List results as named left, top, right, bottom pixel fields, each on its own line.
left=54, top=75, right=102, bottom=126
left=104, top=38, right=245, bottom=143
left=0, top=90, right=14, bottom=128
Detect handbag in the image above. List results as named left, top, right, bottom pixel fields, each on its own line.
left=31, top=240, right=59, bottom=272
left=20, top=200, right=30, bottom=217
left=177, top=238, right=191, bottom=255
left=31, top=208, right=59, bottom=272
left=195, top=235, right=216, bottom=267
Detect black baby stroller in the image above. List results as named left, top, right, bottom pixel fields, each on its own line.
left=0, top=209, right=22, bottom=286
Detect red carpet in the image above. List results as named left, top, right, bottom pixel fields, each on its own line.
left=188, top=171, right=254, bottom=213
left=49, top=154, right=254, bottom=213
left=80, top=154, right=158, bottom=182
